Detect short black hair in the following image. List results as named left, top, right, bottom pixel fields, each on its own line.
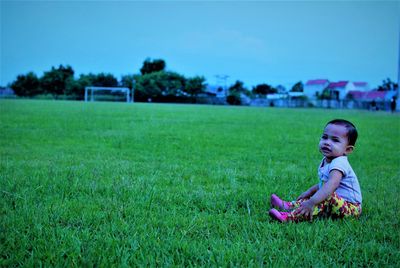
left=326, top=119, right=358, bottom=146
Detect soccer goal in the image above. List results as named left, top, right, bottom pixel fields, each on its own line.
left=84, top=87, right=133, bottom=102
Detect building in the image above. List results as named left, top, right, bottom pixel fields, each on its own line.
left=0, top=87, right=15, bottom=98
left=303, top=79, right=330, bottom=99
left=326, top=81, right=356, bottom=100
left=347, top=90, right=397, bottom=110
left=196, top=85, right=226, bottom=104
left=275, top=85, right=287, bottom=94
left=205, top=85, right=226, bottom=98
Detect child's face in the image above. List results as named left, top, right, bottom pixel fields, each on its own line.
left=319, top=123, right=354, bottom=161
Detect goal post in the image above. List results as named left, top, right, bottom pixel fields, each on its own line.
left=84, top=87, right=133, bottom=103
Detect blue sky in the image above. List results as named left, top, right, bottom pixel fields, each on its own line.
left=1, top=0, right=399, bottom=89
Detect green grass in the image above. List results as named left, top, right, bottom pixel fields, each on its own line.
left=1, top=99, right=399, bottom=266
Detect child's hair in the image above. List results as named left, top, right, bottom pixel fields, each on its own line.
left=326, top=119, right=358, bottom=146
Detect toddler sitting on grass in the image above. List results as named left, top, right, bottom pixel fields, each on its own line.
left=269, top=119, right=362, bottom=222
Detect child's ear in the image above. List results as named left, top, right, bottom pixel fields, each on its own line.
left=346, top=145, right=354, bottom=154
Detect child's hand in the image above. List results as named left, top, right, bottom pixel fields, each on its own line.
left=296, top=184, right=319, bottom=201
left=296, top=191, right=310, bottom=201
left=294, top=200, right=315, bottom=220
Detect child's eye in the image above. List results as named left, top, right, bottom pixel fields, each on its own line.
left=321, top=135, right=327, bottom=139
left=332, top=138, right=340, bottom=142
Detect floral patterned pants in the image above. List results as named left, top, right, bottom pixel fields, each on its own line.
left=287, top=192, right=362, bottom=221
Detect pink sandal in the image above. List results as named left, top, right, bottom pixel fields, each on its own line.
left=270, top=194, right=292, bottom=210
left=269, top=208, right=289, bottom=223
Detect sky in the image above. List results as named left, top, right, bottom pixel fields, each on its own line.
left=1, top=0, right=399, bottom=90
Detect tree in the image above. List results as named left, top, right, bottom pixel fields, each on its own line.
left=121, top=74, right=139, bottom=90
left=377, top=78, right=398, bottom=91
left=184, top=76, right=206, bottom=98
left=140, top=58, right=166, bottom=75
left=10, top=72, right=42, bottom=97
left=63, top=72, right=119, bottom=100
left=161, top=71, right=186, bottom=97
left=63, top=73, right=95, bottom=99
left=90, top=73, right=118, bottom=87
left=291, top=81, right=304, bottom=92
left=65, top=74, right=94, bottom=100
left=319, top=88, right=332, bottom=100
left=40, top=65, right=74, bottom=97
left=134, top=71, right=186, bottom=102
left=226, top=94, right=242, bottom=105
left=228, top=80, right=248, bottom=95
left=65, top=78, right=83, bottom=100
left=252, top=83, right=277, bottom=95
left=227, top=80, right=250, bottom=105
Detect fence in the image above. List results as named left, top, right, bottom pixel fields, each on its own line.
left=249, top=98, right=394, bottom=110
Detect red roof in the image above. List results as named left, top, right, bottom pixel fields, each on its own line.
left=348, top=90, right=365, bottom=99
left=348, top=90, right=388, bottom=101
left=364, top=91, right=387, bottom=100
left=328, top=81, right=348, bottom=89
left=306, top=79, right=329, bottom=86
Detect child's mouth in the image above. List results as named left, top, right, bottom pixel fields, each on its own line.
left=321, top=147, right=331, bottom=153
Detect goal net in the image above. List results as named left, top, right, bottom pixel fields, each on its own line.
left=84, top=87, right=132, bottom=102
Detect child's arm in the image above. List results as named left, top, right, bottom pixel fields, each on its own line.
left=294, top=170, right=343, bottom=220
left=296, top=184, right=319, bottom=200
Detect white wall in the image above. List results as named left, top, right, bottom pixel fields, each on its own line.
left=303, top=82, right=329, bottom=99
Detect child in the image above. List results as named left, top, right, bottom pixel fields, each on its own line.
left=269, top=119, right=362, bottom=222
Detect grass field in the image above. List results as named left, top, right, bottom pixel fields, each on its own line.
left=1, top=99, right=399, bottom=266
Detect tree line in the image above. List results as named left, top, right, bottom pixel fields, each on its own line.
left=10, top=58, right=296, bottom=104
left=9, top=58, right=398, bottom=105
left=10, top=59, right=210, bottom=103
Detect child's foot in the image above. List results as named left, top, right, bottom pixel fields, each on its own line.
left=270, top=194, right=293, bottom=210
left=269, top=208, right=290, bottom=223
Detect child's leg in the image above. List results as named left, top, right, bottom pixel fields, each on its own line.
left=329, top=192, right=362, bottom=219
left=270, top=195, right=312, bottom=211
left=270, top=194, right=295, bottom=210
left=291, top=198, right=308, bottom=209
left=287, top=192, right=361, bottom=222
left=287, top=199, right=325, bottom=222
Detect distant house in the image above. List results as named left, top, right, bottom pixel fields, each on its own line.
left=205, top=85, right=226, bottom=98
left=267, top=93, right=288, bottom=100
left=347, top=90, right=397, bottom=110
left=240, top=93, right=251, bottom=105
left=0, top=87, right=15, bottom=98
left=326, top=81, right=356, bottom=100
left=347, top=90, right=396, bottom=102
left=196, top=85, right=226, bottom=104
left=275, top=85, right=287, bottom=94
left=304, top=79, right=330, bottom=99
left=287, top=92, right=305, bottom=98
